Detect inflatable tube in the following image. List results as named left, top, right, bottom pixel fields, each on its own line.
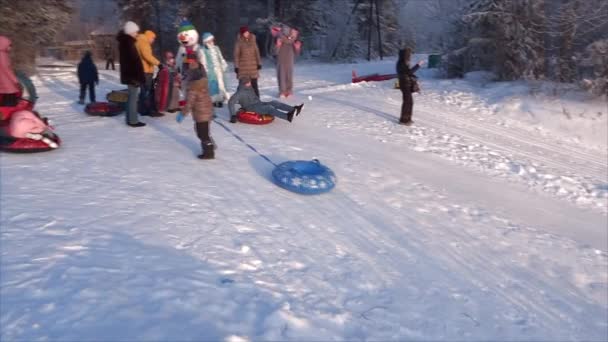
left=352, top=70, right=398, bottom=84
left=0, top=116, right=61, bottom=153
left=237, top=109, right=274, bottom=125
left=85, top=102, right=124, bottom=116
left=106, top=89, right=129, bottom=104
left=272, top=159, right=336, bottom=195
left=155, top=68, right=170, bottom=111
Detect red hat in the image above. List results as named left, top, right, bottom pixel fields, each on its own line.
left=239, top=26, right=249, bottom=35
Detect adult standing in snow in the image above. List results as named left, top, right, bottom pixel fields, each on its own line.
left=396, top=48, right=424, bottom=126
left=228, top=76, right=303, bottom=123
left=201, top=32, right=228, bottom=107
left=104, top=43, right=115, bottom=70
left=77, top=51, right=99, bottom=104
left=275, top=27, right=302, bottom=98
left=0, top=36, right=20, bottom=108
left=234, top=26, right=262, bottom=98
left=117, top=21, right=146, bottom=127
left=136, top=30, right=163, bottom=117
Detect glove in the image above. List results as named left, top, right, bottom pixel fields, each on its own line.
left=176, top=112, right=185, bottom=123
left=234, top=68, right=239, bottom=74
left=257, top=65, right=262, bottom=70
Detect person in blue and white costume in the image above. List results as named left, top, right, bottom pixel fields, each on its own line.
left=201, top=32, right=229, bottom=108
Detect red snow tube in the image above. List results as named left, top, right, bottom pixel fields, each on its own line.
left=155, top=68, right=170, bottom=111
left=237, top=109, right=274, bottom=125
left=351, top=70, right=398, bottom=83
left=84, top=102, right=124, bottom=116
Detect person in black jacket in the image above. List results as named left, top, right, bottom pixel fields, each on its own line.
left=396, top=48, right=424, bottom=125
left=77, top=51, right=98, bottom=104
left=117, top=21, right=146, bottom=127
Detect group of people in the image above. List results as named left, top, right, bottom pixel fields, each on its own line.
left=107, top=20, right=306, bottom=160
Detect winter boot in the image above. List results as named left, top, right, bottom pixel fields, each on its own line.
left=295, top=104, right=304, bottom=116
left=198, top=142, right=215, bottom=159
left=230, top=115, right=238, bottom=123
left=78, top=98, right=85, bottom=105
left=287, top=109, right=296, bottom=123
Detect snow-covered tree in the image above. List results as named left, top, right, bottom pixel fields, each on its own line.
left=0, top=0, right=72, bottom=75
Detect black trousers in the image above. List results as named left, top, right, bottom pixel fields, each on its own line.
left=251, top=78, right=260, bottom=98
left=400, top=90, right=413, bottom=123
left=106, top=59, right=115, bottom=70
left=79, top=82, right=96, bottom=103
left=195, top=121, right=211, bottom=145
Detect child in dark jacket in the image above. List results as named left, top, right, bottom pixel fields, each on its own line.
left=77, top=51, right=99, bottom=104
left=396, top=48, right=424, bottom=125
left=228, top=76, right=303, bottom=123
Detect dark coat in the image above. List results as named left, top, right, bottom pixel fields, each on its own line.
left=117, top=31, right=145, bottom=86
left=396, top=49, right=420, bottom=94
left=77, top=52, right=99, bottom=85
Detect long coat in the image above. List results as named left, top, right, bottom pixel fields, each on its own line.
left=117, top=31, right=145, bottom=86
left=233, top=33, right=261, bottom=79
left=202, top=43, right=228, bottom=103
left=184, top=79, right=213, bottom=123
left=275, top=36, right=300, bottom=94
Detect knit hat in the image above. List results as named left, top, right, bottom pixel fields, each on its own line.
left=144, top=30, right=156, bottom=40
left=202, top=32, right=214, bottom=42
left=124, top=21, right=140, bottom=35
left=239, top=26, right=249, bottom=35
left=178, top=20, right=196, bottom=33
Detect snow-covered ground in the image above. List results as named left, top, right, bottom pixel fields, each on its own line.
left=1, top=58, right=606, bottom=341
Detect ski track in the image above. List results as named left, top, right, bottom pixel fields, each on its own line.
left=296, top=82, right=607, bottom=214
left=0, top=64, right=606, bottom=341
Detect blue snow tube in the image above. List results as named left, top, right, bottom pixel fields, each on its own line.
left=272, top=159, right=336, bottom=195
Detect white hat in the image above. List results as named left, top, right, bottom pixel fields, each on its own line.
left=124, top=21, right=140, bottom=35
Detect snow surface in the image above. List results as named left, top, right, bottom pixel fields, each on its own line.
left=1, top=58, right=607, bottom=341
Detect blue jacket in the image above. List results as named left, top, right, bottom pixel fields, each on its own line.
left=77, top=52, right=99, bottom=85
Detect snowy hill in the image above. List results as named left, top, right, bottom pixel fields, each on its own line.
left=1, top=59, right=606, bottom=341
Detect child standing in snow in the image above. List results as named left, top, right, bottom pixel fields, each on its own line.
left=77, top=51, right=99, bottom=104
left=201, top=32, right=228, bottom=107
left=177, top=60, right=215, bottom=160
left=156, top=51, right=181, bottom=113
left=396, top=48, right=424, bottom=125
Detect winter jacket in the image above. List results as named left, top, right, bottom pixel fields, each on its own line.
left=202, top=43, right=228, bottom=102
left=234, top=33, right=261, bottom=79
left=104, top=45, right=114, bottom=60
left=184, top=79, right=213, bottom=123
left=117, top=31, right=145, bottom=86
left=176, top=44, right=207, bottom=76
left=396, top=50, right=420, bottom=94
left=135, top=33, right=160, bottom=74
left=77, top=52, right=99, bottom=85
left=228, top=82, right=262, bottom=116
left=0, top=36, right=20, bottom=94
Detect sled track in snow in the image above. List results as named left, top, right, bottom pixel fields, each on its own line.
left=300, top=83, right=606, bottom=184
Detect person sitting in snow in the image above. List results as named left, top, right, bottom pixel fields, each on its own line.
left=77, top=51, right=99, bottom=104
left=228, top=76, right=303, bottom=124
left=201, top=32, right=228, bottom=108
left=0, top=36, right=21, bottom=108
left=177, top=60, right=215, bottom=160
